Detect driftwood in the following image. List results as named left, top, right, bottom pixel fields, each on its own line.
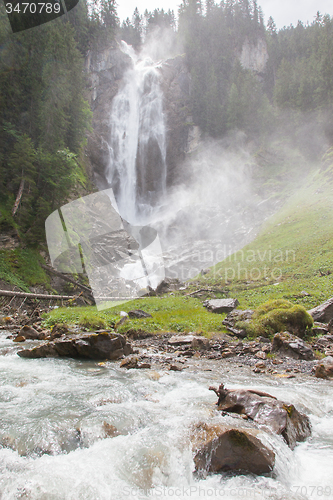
left=41, top=265, right=93, bottom=295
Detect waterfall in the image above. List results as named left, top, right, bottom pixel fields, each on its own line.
left=105, top=42, right=167, bottom=224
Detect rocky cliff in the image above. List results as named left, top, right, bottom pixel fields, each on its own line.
left=239, top=37, right=268, bottom=75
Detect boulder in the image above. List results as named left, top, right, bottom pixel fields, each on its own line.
left=192, top=423, right=275, bottom=476
left=314, top=356, right=333, bottom=379
left=17, top=332, right=132, bottom=360
left=308, top=297, right=333, bottom=323
left=271, top=332, right=315, bottom=360
left=209, top=383, right=311, bottom=449
left=19, top=325, right=42, bottom=340
left=128, top=310, right=153, bottom=319
left=204, top=299, right=239, bottom=314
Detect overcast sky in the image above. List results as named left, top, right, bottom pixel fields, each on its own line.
left=116, top=0, right=333, bottom=29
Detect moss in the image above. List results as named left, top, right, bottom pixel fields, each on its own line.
left=282, top=404, right=295, bottom=417
left=227, top=430, right=255, bottom=450
left=235, top=299, right=313, bottom=338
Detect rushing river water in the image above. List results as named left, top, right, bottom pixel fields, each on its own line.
left=1, top=332, right=333, bottom=500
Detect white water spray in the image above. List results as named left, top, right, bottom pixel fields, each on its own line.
left=106, top=42, right=167, bottom=224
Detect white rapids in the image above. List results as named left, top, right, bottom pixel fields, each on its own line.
left=1, top=333, right=333, bottom=499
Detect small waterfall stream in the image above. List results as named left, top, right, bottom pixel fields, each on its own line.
left=106, top=42, right=167, bottom=224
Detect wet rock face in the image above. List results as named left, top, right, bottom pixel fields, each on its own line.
left=193, top=423, right=275, bottom=476
left=17, top=332, right=133, bottom=361
left=209, top=383, right=311, bottom=449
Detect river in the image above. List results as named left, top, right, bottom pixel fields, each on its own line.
left=1, top=332, right=333, bottom=500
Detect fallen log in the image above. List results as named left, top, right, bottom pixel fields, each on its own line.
left=0, top=289, right=138, bottom=302
left=0, top=290, right=78, bottom=300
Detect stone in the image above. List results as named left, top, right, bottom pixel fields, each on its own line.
left=192, top=423, right=275, bottom=476
left=204, top=299, right=239, bottom=314
left=222, top=309, right=254, bottom=337
left=17, top=332, right=133, bottom=361
left=221, top=349, right=236, bottom=358
left=168, top=335, right=209, bottom=349
left=120, top=356, right=138, bottom=369
left=308, top=297, right=333, bottom=323
left=50, top=324, right=69, bottom=340
left=19, top=325, right=41, bottom=340
left=312, top=327, right=329, bottom=336
left=271, top=332, right=315, bottom=360
left=13, top=336, right=26, bottom=342
left=169, top=364, right=183, bottom=371
left=255, top=361, right=266, bottom=369
left=137, top=363, right=151, bottom=369
left=103, top=422, right=119, bottom=438
left=255, top=351, right=267, bottom=359
left=191, top=337, right=210, bottom=350
left=128, top=310, right=153, bottom=319
left=314, top=356, right=333, bottom=379
left=209, top=383, right=311, bottom=449
left=168, top=335, right=194, bottom=346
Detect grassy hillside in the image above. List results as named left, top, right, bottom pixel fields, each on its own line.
left=26, top=146, right=333, bottom=335
left=200, top=154, right=333, bottom=310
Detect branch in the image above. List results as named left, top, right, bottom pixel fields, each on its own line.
left=41, top=265, right=93, bottom=295
left=12, top=178, right=25, bottom=216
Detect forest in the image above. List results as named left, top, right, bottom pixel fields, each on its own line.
left=0, top=0, right=333, bottom=246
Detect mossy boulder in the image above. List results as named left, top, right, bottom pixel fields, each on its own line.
left=235, top=299, right=313, bottom=339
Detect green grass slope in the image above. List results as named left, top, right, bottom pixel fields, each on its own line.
left=202, top=158, right=333, bottom=310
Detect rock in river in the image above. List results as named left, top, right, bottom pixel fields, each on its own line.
left=17, top=332, right=133, bottom=361
left=192, top=422, right=275, bottom=476
left=209, top=383, right=311, bottom=449
left=314, top=356, right=333, bottom=379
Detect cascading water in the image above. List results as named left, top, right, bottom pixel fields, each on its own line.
left=106, top=42, right=167, bottom=224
